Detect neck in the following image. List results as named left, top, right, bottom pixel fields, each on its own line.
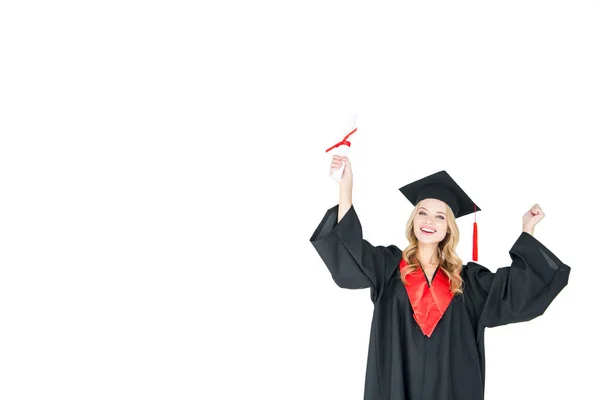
left=417, top=242, right=440, bottom=266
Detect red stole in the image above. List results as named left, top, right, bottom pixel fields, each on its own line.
left=399, top=258, right=453, bottom=337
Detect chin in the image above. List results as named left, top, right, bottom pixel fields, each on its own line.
left=415, top=232, right=443, bottom=244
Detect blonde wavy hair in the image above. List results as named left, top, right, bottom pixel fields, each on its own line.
left=400, top=200, right=464, bottom=295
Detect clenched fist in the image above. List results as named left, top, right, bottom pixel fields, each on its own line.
left=330, top=155, right=353, bottom=188
left=523, top=203, right=545, bottom=235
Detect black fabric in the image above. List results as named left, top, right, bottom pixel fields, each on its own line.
left=309, top=204, right=570, bottom=400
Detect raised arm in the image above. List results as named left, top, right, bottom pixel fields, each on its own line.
left=333, top=155, right=353, bottom=223
left=463, top=204, right=570, bottom=328
left=310, top=204, right=401, bottom=302
left=309, top=156, right=401, bottom=302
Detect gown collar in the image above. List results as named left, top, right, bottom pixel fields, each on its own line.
left=400, top=257, right=454, bottom=337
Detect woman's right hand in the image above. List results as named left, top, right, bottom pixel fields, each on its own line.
left=330, top=155, right=353, bottom=188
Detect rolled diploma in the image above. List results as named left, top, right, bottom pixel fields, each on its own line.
left=330, top=112, right=358, bottom=182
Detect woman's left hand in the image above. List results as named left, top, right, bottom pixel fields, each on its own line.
left=523, top=203, right=545, bottom=234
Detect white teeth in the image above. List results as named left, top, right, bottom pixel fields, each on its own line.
left=421, top=228, right=436, bottom=233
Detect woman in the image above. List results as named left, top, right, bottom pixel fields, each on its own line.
left=309, top=155, right=570, bottom=400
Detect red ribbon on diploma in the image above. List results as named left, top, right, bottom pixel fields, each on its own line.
left=325, top=128, right=357, bottom=153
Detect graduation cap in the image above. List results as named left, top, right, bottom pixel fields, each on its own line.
left=398, top=170, right=481, bottom=261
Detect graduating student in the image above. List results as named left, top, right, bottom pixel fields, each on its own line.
left=309, top=155, right=570, bottom=400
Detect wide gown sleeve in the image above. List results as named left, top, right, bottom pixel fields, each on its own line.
left=463, top=232, right=570, bottom=328
left=309, top=204, right=402, bottom=302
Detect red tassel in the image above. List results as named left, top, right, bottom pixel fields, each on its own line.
left=472, top=204, right=478, bottom=261
left=473, top=222, right=478, bottom=261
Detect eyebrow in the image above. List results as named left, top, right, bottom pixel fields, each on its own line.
left=418, top=206, right=446, bottom=216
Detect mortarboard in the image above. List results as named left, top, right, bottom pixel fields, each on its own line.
left=398, top=170, right=481, bottom=261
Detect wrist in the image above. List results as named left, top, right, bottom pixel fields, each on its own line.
left=522, top=225, right=534, bottom=235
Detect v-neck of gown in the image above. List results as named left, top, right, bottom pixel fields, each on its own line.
left=420, top=264, right=439, bottom=287
left=400, top=258, right=453, bottom=337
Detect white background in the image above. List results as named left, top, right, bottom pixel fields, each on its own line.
left=1, top=1, right=598, bottom=399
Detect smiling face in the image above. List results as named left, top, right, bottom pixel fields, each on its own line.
left=413, top=198, right=450, bottom=244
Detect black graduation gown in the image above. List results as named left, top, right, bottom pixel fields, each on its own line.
left=309, top=204, right=570, bottom=400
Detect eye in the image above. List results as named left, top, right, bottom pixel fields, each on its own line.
left=418, top=211, right=426, bottom=215
left=437, top=215, right=445, bottom=220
